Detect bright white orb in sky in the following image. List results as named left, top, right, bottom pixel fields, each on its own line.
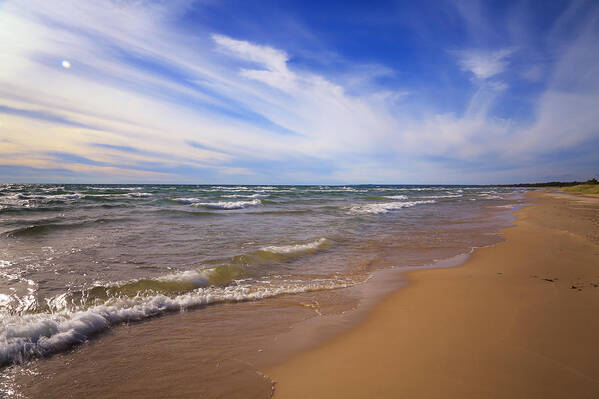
left=61, top=60, right=71, bottom=69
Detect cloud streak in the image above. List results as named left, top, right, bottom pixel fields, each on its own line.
left=455, top=48, right=514, bottom=80
left=0, top=0, right=597, bottom=184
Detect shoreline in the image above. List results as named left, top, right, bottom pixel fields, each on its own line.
left=256, top=247, right=485, bottom=373
left=265, top=191, right=599, bottom=398
left=0, top=188, right=548, bottom=398
left=255, top=197, right=526, bottom=372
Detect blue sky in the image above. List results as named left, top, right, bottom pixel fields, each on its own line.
left=0, top=0, right=597, bottom=184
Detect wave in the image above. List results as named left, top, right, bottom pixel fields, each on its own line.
left=384, top=195, right=408, bottom=200
left=308, top=188, right=367, bottom=193
left=38, top=194, right=82, bottom=201
left=85, top=186, right=144, bottom=192
left=153, top=209, right=221, bottom=217
left=3, top=224, right=81, bottom=238
left=260, top=238, right=329, bottom=255
left=126, top=192, right=153, bottom=198
left=0, top=277, right=352, bottom=366
left=201, top=238, right=332, bottom=268
left=175, top=198, right=262, bottom=209
left=2, top=218, right=132, bottom=238
left=418, top=194, right=462, bottom=199
left=1, top=193, right=81, bottom=202
left=42, top=266, right=247, bottom=314
left=1, top=266, right=247, bottom=317
left=211, top=186, right=251, bottom=191
left=153, top=266, right=245, bottom=290
left=221, top=193, right=265, bottom=198
left=80, top=194, right=131, bottom=201
left=0, top=205, right=66, bottom=214
left=157, top=208, right=312, bottom=217
left=349, top=200, right=436, bottom=215
left=0, top=194, right=32, bottom=209
left=244, top=209, right=313, bottom=216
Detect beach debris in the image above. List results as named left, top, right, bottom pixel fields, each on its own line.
left=543, top=278, right=555, bottom=282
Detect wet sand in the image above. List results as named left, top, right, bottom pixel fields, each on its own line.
left=267, top=191, right=599, bottom=398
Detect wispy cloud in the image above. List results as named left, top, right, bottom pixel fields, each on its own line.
left=213, top=34, right=296, bottom=91
left=454, top=48, right=515, bottom=80
left=0, top=0, right=597, bottom=183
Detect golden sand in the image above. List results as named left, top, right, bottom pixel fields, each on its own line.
left=267, top=191, right=599, bottom=398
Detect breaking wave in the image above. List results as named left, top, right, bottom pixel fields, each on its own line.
left=0, top=277, right=352, bottom=366
left=2, top=218, right=132, bottom=238
left=418, top=194, right=463, bottom=199
left=175, top=198, right=262, bottom=209
left=349, top=200, right=436, bottom=215
left=126, top=192, right=153, bottom=198
left=260, top=238, right=329, bottom=255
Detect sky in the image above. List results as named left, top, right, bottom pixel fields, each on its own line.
left=0, top=0, right=598, bottom=184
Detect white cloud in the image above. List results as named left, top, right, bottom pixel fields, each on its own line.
left=0, top=0, right=597, bottom=183
left=212, top=34, right=296, bottom=90
left=455, top=48, right=514, bottom=80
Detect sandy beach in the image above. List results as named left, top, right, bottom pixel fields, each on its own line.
left=267, top=191, right=599, bottom=398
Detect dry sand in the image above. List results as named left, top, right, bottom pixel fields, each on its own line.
left=266, top=191, right=599, bottom=398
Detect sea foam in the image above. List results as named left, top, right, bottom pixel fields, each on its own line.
left=0, top=278, right=351, bottom=366
left=126, top=192, right=153, bottom=198
left=418, top=194, right=462, bottom=199
left=349, top=200, right=436, bottom=215
left=260, top=238, right=328, bottom=255
left=195, top=199, right=261, bottom=209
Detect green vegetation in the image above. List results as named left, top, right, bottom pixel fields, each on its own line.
left=498, top=178, right=599, bottom=194
left=562, top=183, right=599, bottom=195
left=502, top=178, right=598, bottom=188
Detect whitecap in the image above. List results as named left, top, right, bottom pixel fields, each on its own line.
left=350, top=200, right=436, bottom=215
left=155, top=270, right=212, bottom=287
left=221, top=193, right=265, bottom=199
left=260, top=238, right=328, bottom=254
left=0, top=278, right=352, bottom=366
left=126, top=192, right=153, bottom=198
left=418, top=194, right=462, bottom=199
left=176, top=198, right=262, bottom=209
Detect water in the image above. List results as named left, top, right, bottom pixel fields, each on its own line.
left=0, top=184, right=529, bottom=397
